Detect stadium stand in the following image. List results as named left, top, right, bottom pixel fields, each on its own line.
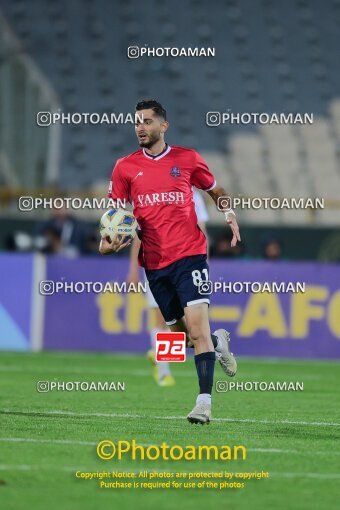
left=0, top=0, right=339, bottom=224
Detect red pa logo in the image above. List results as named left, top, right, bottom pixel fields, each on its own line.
left=155, top=332, right=186, bottom=362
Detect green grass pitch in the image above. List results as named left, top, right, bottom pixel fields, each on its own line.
left=0, top=351, right=339, bottom=510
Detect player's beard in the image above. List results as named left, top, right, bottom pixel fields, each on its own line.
left=138, top=132, right=161, bottom=149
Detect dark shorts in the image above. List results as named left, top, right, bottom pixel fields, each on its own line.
left=145, top=255, right=210, bottom=325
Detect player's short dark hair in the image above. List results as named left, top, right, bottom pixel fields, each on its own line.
left=135, top=99, right=167, bottom=120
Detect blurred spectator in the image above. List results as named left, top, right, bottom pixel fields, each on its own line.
left=210, top=229, right=245, bottom=258
left=83, top=228, right=102, bottom=255
left=4, top=232, right=33, bottom=252
left=35, top=202, right=87, bottom=256
left=261, top=236, right=283, bottom=261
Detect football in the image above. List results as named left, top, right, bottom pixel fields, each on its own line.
left=99, top=208, right=137, bottom=243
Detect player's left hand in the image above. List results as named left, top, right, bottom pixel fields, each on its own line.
left=226, top=212, right=241, bottom=247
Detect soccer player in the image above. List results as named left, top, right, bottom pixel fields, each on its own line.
left=127, top=188, right=210, bottom=387
left=99, top=100, right=241, bottom=424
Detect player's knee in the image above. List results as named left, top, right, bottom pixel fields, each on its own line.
left=188, top=324, right=205, bottom=343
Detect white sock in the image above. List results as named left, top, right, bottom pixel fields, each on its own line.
left=150, top=328, right=158, bottom=350
left=150, top=327, right=171, bottom=379
left=158, top=360, right=171, bottom=378
left=196, top=393, right=211, bottom=406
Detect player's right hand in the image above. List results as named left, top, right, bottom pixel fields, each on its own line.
left=99, top=234, right=131, bottom=254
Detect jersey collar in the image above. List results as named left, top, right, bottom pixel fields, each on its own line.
left=142, top=144, right=171, bottom=161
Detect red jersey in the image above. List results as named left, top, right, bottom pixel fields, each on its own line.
left=108, top=145, right=216, bottom=270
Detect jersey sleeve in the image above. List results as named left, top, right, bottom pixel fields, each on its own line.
left=107, top=159, right=130, bottom=203
left=190, top=151, right=216, bottom=191
left=193, top=188, right=209, bottom=223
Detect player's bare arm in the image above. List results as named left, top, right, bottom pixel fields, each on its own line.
left=127, top=236, right=141, bottom=284
left=207, top=185, right=241, bottom=247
